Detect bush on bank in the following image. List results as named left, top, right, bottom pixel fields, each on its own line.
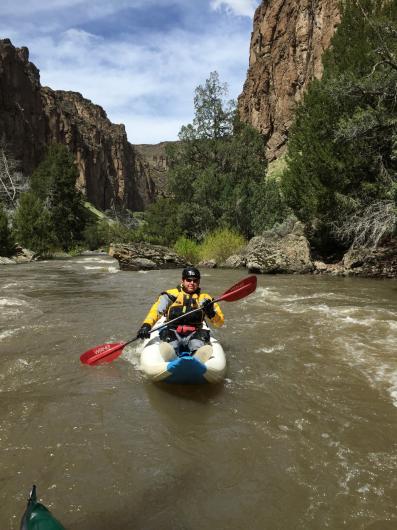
left=174, top=237, right=201, bottom=264
left=199, top=228, right=245, bottom=263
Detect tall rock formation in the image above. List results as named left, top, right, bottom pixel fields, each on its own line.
left=0, top=39, right=46, bottom=174
left=0, top=38, right=155, bottom=211
left=238, top=0, right=341, bottom=161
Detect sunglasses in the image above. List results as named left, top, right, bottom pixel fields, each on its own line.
left=184, top=278, right=199, bottom=283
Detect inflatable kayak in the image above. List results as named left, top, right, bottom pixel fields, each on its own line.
left=20, top=485, right=65, bottom=530
left=140, top=320, right=226, bottom=384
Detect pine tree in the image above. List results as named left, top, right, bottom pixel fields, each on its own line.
left=163, top=71, right=267, bottom=241
left=13, top=193, right=57, bottom=255
left=30, top=144, right=87, bottom=250
left=283, top=0, right=397, bottom=248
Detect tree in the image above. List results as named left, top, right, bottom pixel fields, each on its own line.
left=30, top=144, right=87, bottom=250
left=283, top=0, right=397, bottom=249
left=0, top=143, right=27, bottom=209
left=164, top=71, right=267, bottom=241
left=0, top=202, right=14, bottom=256
left=13, top=192, right=57, bottom=255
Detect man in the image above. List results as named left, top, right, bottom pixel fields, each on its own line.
left=136, top=266, right=224, bottom=361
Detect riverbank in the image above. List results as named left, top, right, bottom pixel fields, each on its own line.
left=108, top=234, right=397, bottom=279
left=2, top=232, right=397, bottom=279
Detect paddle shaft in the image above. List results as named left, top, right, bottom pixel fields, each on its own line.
left=80, top=275, right=257, bottom=365
left=127, top=296, right=221, bottom=345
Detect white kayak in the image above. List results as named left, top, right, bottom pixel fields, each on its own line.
left=140, top=320, right=226, bottom=384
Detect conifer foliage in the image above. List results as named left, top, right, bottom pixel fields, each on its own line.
left=150, top=71, right=268, bottom=243
left=14, top=144, right=87, bottom=253
left=283, top=0, right=397, bottom=248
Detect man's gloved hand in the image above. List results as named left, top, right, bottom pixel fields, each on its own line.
left=137, top=323, right=151, bottom=339
left=202, top=298, right=216, bottom=319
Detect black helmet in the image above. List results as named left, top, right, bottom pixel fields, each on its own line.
left=182, top=266, right=200, bottom=280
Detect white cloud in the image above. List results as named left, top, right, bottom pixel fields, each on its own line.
left=210, top=0, right=259, bottom=18
left=1, top=1, right=255, bottom=144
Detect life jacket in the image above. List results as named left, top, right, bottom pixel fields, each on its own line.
left=163, top=285, right=204, bottom=331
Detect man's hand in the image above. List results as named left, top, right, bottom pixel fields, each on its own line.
left=137, top=323, right=151, bottom=339
left=202, top=298, right=216, bottom=319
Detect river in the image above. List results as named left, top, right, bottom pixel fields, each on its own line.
left=0, top=255, right=396, bottom=529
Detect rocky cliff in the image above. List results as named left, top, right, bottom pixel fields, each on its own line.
left=238, top=0, right=341, bottom=160
left=0, top=38, right=154, bottom=211
left=134, top=142, right=175, bottom=198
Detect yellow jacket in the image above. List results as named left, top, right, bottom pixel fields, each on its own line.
left=143, top=285, right=224, bottom=329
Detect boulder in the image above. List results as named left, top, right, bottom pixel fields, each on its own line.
left=245, top=221, right=313, bottom=274
left=221, top=254, right=246, bottom=269
left=109, top=243, right=188, bottom=271
left=13, top=246, right=36, bottom=263
left=198, top=259, right=217, bottom=269
left=342, top=241, right=397, bottom=278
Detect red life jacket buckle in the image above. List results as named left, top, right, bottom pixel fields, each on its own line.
left=176, top=325, right=197, bottom=334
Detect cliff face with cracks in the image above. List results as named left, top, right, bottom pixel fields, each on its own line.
left=238, top=0, right=341, bottom=161
left=0, top=38, right=155, bottom=211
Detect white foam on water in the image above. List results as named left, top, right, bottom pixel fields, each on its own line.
left=83, top=265, right=119, bottom=273
left=386, top=371, right=397, bottom=408
left=334, top=325, right=397, bottom=407
left=0, top=329, right=19, bottom=341
left=74, top=258, right=115, bottom=264
left=122, top=343, right=143, bottom=370
left=2, top=282, right=19, bottom=289
left=0, top=297, right=29, bottom=307
left=262, top=288, right=397, bottom=408
left=255, top=344, right=286, bottom=354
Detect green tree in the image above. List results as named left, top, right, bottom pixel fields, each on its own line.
left=31, top=145, right=87, bottom=250
left=142, top=197, right=183, bottom=245
left=0, top=203, right=14, bottom=256
left=283, top=0, right=397, bottom=248
left=165, top=71, right=267, bottom=241
left=13, top=192, right=57, bottom=255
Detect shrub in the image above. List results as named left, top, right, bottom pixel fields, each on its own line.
left=13, top=192, right=57, bottom=256
left=174, top=237, right=201, bottom=264
left=199, top=228, right=245, bottom=263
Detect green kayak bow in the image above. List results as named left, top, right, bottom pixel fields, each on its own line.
left=20, top=485, right=65, bottom=530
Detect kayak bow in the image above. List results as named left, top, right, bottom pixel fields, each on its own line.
left=20, top=485, right=65, bottom=530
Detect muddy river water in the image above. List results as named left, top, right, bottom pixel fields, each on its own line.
left=0, top=255, right=396, bottom=529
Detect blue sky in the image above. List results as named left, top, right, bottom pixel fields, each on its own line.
left=0, top=0, right=260, bottom=144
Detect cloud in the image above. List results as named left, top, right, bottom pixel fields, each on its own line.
left=1, top=1, right=259, bottom=143
left=210, top=0, right=258, bottom=17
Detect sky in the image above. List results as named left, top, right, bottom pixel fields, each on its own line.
left=0, top=0, right=261, bottom=144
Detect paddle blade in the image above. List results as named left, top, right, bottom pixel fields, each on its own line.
left=216, top=275, right=257, bottom=303
left=80, top=342, right=126, bottom=366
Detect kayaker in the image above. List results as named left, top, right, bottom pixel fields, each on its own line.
left=136, top=267, right=224, bottom=360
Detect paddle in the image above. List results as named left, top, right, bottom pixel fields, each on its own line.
left=80, top=275, right=257, bottom=366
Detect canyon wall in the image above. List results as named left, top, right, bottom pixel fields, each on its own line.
left=238, top=0, right=341, bottom=160
left=0, top=38, right=155, bottom=211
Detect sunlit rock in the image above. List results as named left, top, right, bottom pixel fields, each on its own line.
left=109, top=243, right=187, bottom=271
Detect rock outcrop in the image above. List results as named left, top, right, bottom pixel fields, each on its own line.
left=0, top=39, right=46, bottom=174
left=134, top=142, right=174, bottom=198
left=0, top=38, right=155, bottom=211
left=245, top=220, right=314, bottom=274
left=341, top=242, right=397, bottom=278
left=238, top=0, right=341, bottom=160
left=109, top=243, right=188, bottom=271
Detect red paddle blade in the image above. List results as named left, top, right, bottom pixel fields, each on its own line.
left=80, top=342, right=126, bottom=366
left=216, top=275, right=257, bottom=303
